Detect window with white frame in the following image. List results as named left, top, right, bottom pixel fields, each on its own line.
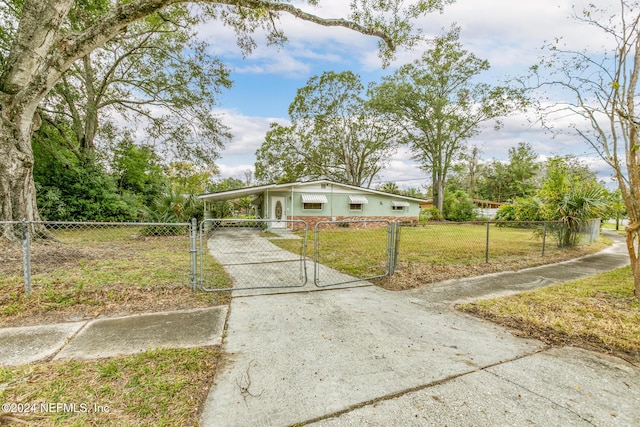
left=349, top=195, right=368, bottom=211
left=391, top=200, right=410, bottom=212
left=301, top=194, right=328, bottom=210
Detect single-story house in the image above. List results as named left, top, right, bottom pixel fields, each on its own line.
left=199, top=179, right=429, bottom=230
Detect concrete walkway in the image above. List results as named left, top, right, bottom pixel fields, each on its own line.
left=199, top=231, right=639, bottom=426
left=0, top=307, right=227, bottom=365
left=207, top=228, right=375, bottom=294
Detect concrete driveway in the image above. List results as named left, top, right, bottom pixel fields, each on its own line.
left=200, top=231, right=639, bottom=426
left=206, top=227, right=375, bottom=294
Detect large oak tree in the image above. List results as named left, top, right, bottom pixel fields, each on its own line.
left=0, top=0, right=449, bottom=236
left=369, top=27, right=526, bottom=212
left=42, top=4, right=231, bottom=164
left=255, top=71, right=398, bottom=187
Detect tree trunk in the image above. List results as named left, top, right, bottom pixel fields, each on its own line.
left=0, top=95, right=41, bottom=238
left=433, top=177, right=444, bottom=214
left=626, top=222, right=640, bottom=297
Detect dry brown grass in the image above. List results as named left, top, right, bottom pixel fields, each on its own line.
left=459, top=267, right=640, bottom=365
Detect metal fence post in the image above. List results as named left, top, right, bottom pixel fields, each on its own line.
left=485, top=221, right=490, bottom=263
left=22, top=219, right=32, bottom=296
left=386, top=222, right=394, bottom=275
left=393, top=221, right=401, bottom=274
left=190, top=218, right=198, bottom=291
left=542, top=222, right=547, bottom=256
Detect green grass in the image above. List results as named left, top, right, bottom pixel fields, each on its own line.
left=270, top=223, right=609, bottom=289
left=0, top=347, right=220, bottom=426
left=459, top=267, right=640, bottom=363
left=0, top=227, right=231, bottom=326
left=601, top=221, right=627, bottom=232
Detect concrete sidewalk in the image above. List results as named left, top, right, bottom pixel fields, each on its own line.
left=199, top=231, right=639, bottom=426
left=0, top=306, right=227, bottom=366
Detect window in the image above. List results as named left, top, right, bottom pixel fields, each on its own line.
left=391, top=200, right=410, bottom=212
left=348, top=195, right=368, bottom=212
left=301, top=194, right=327, bottom=210
left=303, top=202, right=323, bottom=210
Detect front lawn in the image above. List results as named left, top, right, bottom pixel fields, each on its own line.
left=269, top=223, right=610, bottom=290
left=0, top=226, right=231, bottom=327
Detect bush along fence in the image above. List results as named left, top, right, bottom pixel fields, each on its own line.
left=0, top=220, right=198, bottom=297
left=0, top=218, right=601, bottom=296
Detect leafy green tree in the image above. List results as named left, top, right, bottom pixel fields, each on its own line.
left=458, top=145, right=483, bottom=199
left=205, top=177, right=246, bottom=218
left=401, top=187, right=425, bottom=198
left=505, top=142, right=540, bottom=199
left=41, top=3, right=231, bottom=164
left=141, top=187, right=202, bottom=223
left=553, top=186, right=606, bottom=247
left=536, top=156, right=597, bottom=221
left=255, top=71, right=398, bottom=186
left=442, top=189, right=476, bottom=222
left=602, top=189, right=627, bottom=231
left=476, top=143, right=540, bottom=203
left=255, top=123, right=308, bottom=184
left=476, top=159, right=511, bottom=203
left=499, top=156, right=606, bottom=246
left=33, top=122, right=138, bottom=221
left=111, top=138, right=167, bottom=206
left=1, top=0, right=447, bottom=231
left=529, top=1, right=640, bottom=294
left=369, top=27, right=526, bottom=213
left=377, top=182, right=401, bottom=194
left=167, top=162, right=218, bottom=195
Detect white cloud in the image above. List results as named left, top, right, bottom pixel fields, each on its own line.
left=216, top=163, right=256, bottom=179
left=217, top=108, right=287, bottom=155
left=214, top=109, right=290, bottom=179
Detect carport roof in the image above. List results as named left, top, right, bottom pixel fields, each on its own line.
left=199, top=183, right=279, bottom=202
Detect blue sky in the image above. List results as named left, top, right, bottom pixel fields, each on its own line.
left=195, top=0, right=620, bottom=189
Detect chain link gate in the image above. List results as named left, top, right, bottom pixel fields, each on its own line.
left=313, top=219, right=397, bottom=287
left=197, top=218, right=399, bottom=292
left=197, top=218, right=309, bottom=292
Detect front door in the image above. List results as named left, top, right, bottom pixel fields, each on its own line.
left=271, top=196, right=286, bottom=229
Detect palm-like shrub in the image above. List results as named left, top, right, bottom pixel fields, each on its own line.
left=554, top=186, right=606, bottom=247
left=139, top=189, right=203, bottom=235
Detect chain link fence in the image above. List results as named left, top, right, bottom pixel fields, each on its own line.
left=312, top=220, right=396, bottom=287
left=2, top=218, right=601, bottom=297
left=1, top=220, right=198, bottom=297
left=198, top=218, right=309, bottom=292
left=389, top=219, right=601, bottom=288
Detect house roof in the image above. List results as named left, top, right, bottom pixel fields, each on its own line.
left=198, top=179, right=430, bottom=203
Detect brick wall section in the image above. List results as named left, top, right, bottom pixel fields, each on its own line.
left=288, top=216, right=418, bottom=231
